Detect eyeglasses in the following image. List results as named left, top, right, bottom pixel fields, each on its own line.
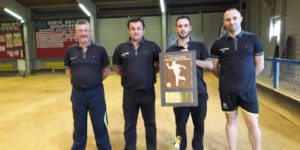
left=76, top=29, right=90, bottom=33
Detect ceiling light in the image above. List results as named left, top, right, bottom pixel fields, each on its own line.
left=160, top=0, right=165, bottom=13
left=4, top=8, right=23, bottom=20
left=79, top=3, right=91, bottom=17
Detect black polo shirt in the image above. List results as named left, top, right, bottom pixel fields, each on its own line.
left=112, top=38, right=161, bottom=91
left=210, top=31, right=264, bottom=92
left=166, top=40, right=209, bottom=94
left=64, top=42, right=110, bottom=90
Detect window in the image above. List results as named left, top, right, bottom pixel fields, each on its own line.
left=269, top=16, right=281, bottom=44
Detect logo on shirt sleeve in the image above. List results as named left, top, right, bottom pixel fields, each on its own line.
left=219, top=47, right=229, bottom=53
left=121, top=52, right=130, bottom=58
left=70, top=56, right=78, bottom=60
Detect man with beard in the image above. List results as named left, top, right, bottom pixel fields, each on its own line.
left=64, top=19, right=111, bottom=150
left=210, top=8, right=264, bottom=150
left=112, top=16, right=161, bottom=150
left=166, top=15, right=213, bottom=150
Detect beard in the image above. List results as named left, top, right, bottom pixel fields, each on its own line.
left=228, top=26, right=236, bottom=32
left=178, top=32, right=190, bottom=39
left=227, top=24, right=241, bottom=33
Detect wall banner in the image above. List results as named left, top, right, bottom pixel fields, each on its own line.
left=0, top=22, right=24, bottom=59
left=35, top=19, right=85, bottom=58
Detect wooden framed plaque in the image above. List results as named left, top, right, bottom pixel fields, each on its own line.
left=159, top=51, right=198, bottom=107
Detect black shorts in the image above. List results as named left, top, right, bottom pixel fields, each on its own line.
left=219, top=90, right=259, bottom=114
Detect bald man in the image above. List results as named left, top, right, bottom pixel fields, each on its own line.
left=210, top=8, right=264, bottom=150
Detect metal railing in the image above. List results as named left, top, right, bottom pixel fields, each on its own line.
left=257, top=57, right=300, bottom=101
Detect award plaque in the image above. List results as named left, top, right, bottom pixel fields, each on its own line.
left=159, top=51, right=198, bottom=107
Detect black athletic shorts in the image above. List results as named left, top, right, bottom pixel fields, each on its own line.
left=219, top=89, right=259, bottom=114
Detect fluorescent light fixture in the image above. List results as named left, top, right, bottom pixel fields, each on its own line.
left=79, top=3, right=91, bottom=17
left=4, top=8, right=23, bottom=20
left=160, top=0, right=165, bottom=13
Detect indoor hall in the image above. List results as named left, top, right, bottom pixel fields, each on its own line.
left=1, top=0, right=300, bottom=149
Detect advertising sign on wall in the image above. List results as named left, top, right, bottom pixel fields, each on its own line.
left=0, top=22, right=24, bottom=59
left=35, top=19, right=84, bottom=58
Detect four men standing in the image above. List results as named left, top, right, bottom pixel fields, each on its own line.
left=65, top=8, right=264, bottom=150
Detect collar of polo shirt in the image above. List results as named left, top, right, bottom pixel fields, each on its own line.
left=128, top=37, right=145, bottom=46
left=173, top=37, right=192, bottom=50
left=76, top=41, right=94, bottom=50
left=226, top=30, right=244, bottom=40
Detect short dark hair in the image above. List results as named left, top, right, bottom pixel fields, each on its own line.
left=175, top=15, right=191, bottom=26
left=127, top=16, right=145, bottom=29
left=225, top=8, right=240, bottom=13
left=224, top=8, right=241, bottom=18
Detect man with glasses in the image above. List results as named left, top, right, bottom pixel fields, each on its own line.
left=64, top=19, right=111, bottom=150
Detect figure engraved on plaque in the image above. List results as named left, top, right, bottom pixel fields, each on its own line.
left=166, top=61, right=186, bottom=87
